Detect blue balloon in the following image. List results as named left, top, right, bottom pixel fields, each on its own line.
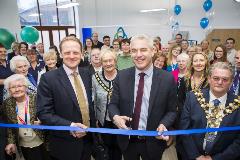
left=174, top=5, right=181, bottom=15
left=200, top=17, right=209, bottom=29
left=203, top=0, right=212, bottom=12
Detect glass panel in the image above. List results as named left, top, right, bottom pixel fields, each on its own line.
left=68, top=28, right=76, bottom=35
left=36, top=31, right=42, bottom=44
left=59, top=30, right=66, bottom=42
left=39, top=0, right=58, bottom=26
left=57, top=0, right=75, bottom=26
left=17, top=0, right=40, bottom=26
left=42, top=31, right=50, bottom=52
left=52, top=30, right=60, bottom=48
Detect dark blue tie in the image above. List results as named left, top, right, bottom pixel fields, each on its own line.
left=205, top=99, right=221, bottom=153
left=213, top=99, right=221, bottom=107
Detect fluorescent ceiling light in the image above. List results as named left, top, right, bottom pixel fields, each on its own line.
left=234, top=0, right=240, bottom=2
left=29, top=13, right=43, bottom=17
left=140, top=8, right=167, bottom=13
left=57, top=2, right=79, bottom=9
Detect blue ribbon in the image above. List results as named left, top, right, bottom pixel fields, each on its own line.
left=0, top=123, right=240, bottom=136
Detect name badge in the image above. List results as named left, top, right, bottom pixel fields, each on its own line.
left=23, top=129, right=33, bottom=137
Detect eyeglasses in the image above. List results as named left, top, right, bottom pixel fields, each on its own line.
left=211, top=76, right=231, bottom=83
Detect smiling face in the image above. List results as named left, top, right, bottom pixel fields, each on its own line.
left=9, top=80, right=27, bottom=99
left=85, top=39, right=93, bottom=47
left=15, top=61, right=29, bottom=76
left=131, top=39, right=153, bottom=72
left=20, top=44, right=27, bottom=55
left=154, top=56, right=165, bottom=69
left=214, top=46, right=224, bottom=59
left=172, top=46, right=181, bottom=58
left=192, top=53, right=207, bottom=72
left=102, top=53, right=116, bottom=73
left=60, top=40, right=82, bottom=71
left=0, top=47, right=7, bottom=61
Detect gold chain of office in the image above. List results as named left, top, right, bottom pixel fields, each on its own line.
left=95, top=72, right=113, bottom=99
left=193, top=89, right=240, bottom=129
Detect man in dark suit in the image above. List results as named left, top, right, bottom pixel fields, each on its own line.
left=37, top=36, right=95, bottom=160
left=179, top=62, right=240, bottom=160
left=92, top=32, right=103, bottom=49
left=108, top=34, right=177, bottom=160
left=230, top=50, right=240, bottom=96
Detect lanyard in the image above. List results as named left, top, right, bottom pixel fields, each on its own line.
left=171, top=63, right=178, bottom=71
left=16, top=96, right=29, bottom=125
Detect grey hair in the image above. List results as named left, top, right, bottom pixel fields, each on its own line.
left=4, top=74, right=28, bottom=93
left=100, top=49, right=117, bottom=62
left=177, top=53, right=190, bottom=61
left=130, top=34, right=153, bottom=49
left=208, top=62, right=234, bottom=79
left=10, top=55, right=30, bottom=72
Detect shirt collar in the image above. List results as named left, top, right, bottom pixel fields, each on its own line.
left=209, top=90, right=227, bottom=105
left=63, top=64, right=79, bottom=76
left=135, top=64, right=153, bottom=78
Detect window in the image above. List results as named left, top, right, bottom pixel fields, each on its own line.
left=17, top=0, right=40, bottom=26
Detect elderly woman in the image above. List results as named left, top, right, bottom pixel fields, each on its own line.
left=177, top=53, right=190, bottom=79
left=92, top=49, right=121, bottom=160
left=38, top=51, right=58, bottom=84
left=2, top=74, right=48, bottom=160
left=3, top=56, right=37, bottom=100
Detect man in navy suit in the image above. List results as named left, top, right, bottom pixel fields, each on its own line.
left=230, top=50, right=240, bottom=96
left=179, top=62, right=240, bottom=160
left=108, top=34, right=177, bottom=160
left=37, top=36, right=95, bottom=160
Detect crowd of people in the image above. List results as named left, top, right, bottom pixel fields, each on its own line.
left=0, top=32, right=240, bottom=160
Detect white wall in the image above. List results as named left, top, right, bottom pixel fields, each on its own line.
left=0, top=0, right=21, bottom=43
left=78, top=0, right=240, bottom=44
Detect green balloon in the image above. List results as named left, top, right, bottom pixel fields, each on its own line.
left=0, top=28, right=16, bottom=50
left=20, top=26, right=39, bottom=44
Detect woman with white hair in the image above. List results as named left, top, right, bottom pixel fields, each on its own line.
left=1, top=74, right=49, bottom=160
left=92, top=49, right=121, bottom=160
left=3, top=56, right=37, bottom=100
left=177, top=53, right=190, bottom=78
left=37, top=51, right=58, bottom=84
left=10, top=55, right=37, bottom=93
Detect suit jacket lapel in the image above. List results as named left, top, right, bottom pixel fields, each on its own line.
left=148, top=68, right=161, bottom=116
left=58, top=67, right=80, bottom=112
left=128, top=68, right=136, bottom=116
left=201, top=89, right=210, bottom=126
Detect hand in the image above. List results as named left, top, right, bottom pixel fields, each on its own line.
left=156, top=124, right=169, bottom=141
left=113, top=115, right=132, bottom=129
left=166, top=135, right=174, bottom=146
left=70, top=122, right=87, bottom=138
left=196, top=155, right=210, bottom=160
left=34, top=118, right=41, bottom=125
left=5, top=144, right=16, bottom=155
left=205, top=155, right=213, bottom=160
